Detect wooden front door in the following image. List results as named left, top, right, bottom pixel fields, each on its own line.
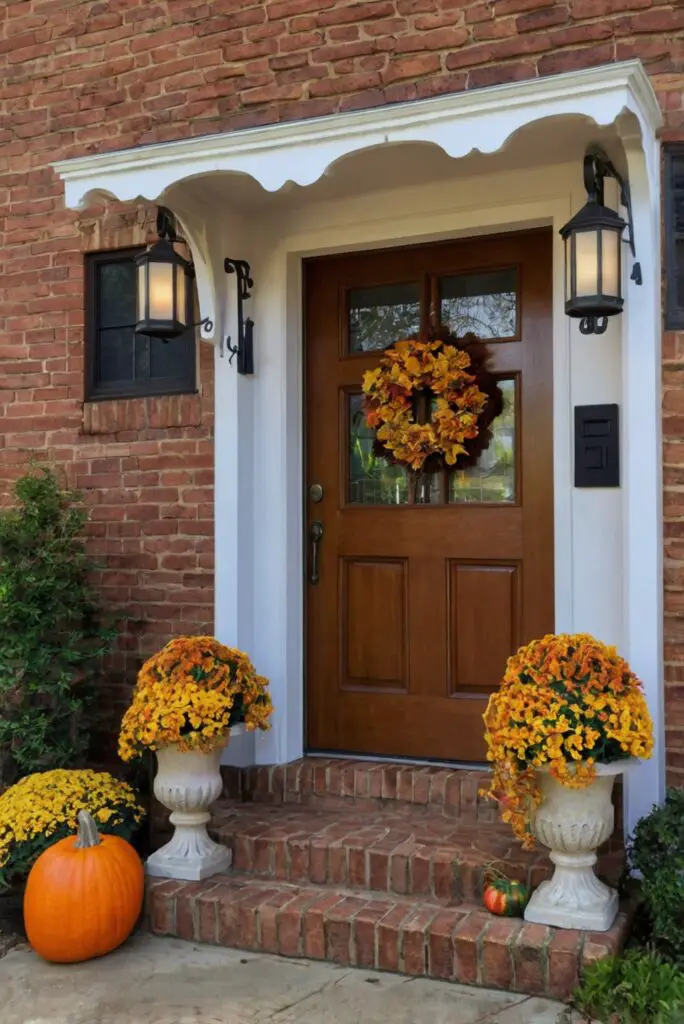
left=305, top=230, right=554, bottom=763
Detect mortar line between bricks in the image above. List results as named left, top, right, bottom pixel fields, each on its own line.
left=506, top=922, right=518, bottom=993
left=476, top=919, right=491, bottom=987
left=540, top=924, right=553, bottom=994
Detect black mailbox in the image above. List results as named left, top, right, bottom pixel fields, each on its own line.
left=574, top=404, right=619, bottom=488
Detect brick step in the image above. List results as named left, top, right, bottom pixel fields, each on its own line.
left=147, top=874, right=633, bottom=1002
left=222, top=757, right=495, bottom=820
left=209, top=801, right=624, bottom=903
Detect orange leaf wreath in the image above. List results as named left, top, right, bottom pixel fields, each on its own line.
left=361, top=331, right=503, bottom=474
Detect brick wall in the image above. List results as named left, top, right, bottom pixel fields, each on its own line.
left=2, top=0, right=684, bottom=771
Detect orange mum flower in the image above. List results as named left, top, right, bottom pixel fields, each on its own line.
left=482, top=633, right=653, bottom=848
left=118, top=635, right=273, bottom=761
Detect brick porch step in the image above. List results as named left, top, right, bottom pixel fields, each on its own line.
left=147, top=874, right=633, bottom=1002
left=209, top=801, right=623, bottom=904
left=222, top=758, right=495, bottom=820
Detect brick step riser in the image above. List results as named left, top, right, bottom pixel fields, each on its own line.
left=222, top=762, right=495, bottom=820
left=209, top=830, right=624, bottom=905
left=148, top=876, right=633, bottom=1003
left=221, top=761, right=625, bottom=842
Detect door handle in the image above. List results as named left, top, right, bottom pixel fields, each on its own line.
left=309, top=520, right=324, bottom=585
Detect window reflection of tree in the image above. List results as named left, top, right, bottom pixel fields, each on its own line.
left=350, top=303, right=421, bottom=353
left=442, top=290, right=517, bottom=340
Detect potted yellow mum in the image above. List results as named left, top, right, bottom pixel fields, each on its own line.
left=483, top=633, right=653, bottom=932
left=119, top=635, right=272, bottom=881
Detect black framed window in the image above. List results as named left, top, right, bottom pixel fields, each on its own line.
left=665, top=146, right=684, bottom=330
left=85, top=247, right=196, bottom=401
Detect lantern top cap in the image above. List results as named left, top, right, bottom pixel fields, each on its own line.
left=559, top=197, right=626, bottom=240
left=135, top=237, right=190, bottom=268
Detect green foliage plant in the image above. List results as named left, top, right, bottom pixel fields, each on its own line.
left=561, top=950, right=684, bottom=1024
left=629, top=788, right=684, bottom=963
left=0, top=467, right=117, bottom=788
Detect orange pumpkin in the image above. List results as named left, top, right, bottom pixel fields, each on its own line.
left=24, top=810, right=144, bottom=963
left=483, top=877, right=528, bottom=917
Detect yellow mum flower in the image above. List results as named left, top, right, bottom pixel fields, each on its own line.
left=118, top=635, right=273, bottom=762
left=0, top=769, right=144, bottom=887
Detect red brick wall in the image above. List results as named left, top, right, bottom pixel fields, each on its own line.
left=2, top=0, right=684, bottom=771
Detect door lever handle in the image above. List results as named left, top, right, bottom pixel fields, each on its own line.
left=309, top=520, right=324, bottom=585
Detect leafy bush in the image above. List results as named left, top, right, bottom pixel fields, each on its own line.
left=0, top=467, right=117, bottom=788
left=0, top=769, right=144, bottom=890
left=628, top=788, right=684, bottom=962
left=564, top=950, right=684, bottom=1024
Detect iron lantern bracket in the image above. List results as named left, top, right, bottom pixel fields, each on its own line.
left=583, top=146, right=642, bottom=287
left=222, top=258, right=254, bottom=375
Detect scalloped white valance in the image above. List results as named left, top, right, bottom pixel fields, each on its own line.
left=53, top=60, right=661, bottom=344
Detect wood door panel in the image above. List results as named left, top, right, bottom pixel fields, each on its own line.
left=321, top=693, right=494, bottom=762
left=338, top=511, right=524, bottom=558
left=340, top=558, right=408, bottom=691
left=448, top=562, right=521, bottom=695
left=306, top=229, right=554, bottom=763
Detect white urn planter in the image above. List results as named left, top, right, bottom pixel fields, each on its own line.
left=145, top=725, right=244, bottom=881
left=524, top=760, right=632, bottom=932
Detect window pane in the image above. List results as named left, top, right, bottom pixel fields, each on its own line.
left=134, top=334, right=151, bottom=379
left=449, top=378, right=516, bottom=504
left=149, top=332, right=195, bottom=380
left=440, top=269, right=517, bottom=339
left=87, top=250, right=198, bottom=399
left=349, top=282, right=420, bottom=353
left=98, top=327, right=135, bottom=383
left=98, top=260, right=136, bottom=328
left=348, top=393, right=408, bottom=505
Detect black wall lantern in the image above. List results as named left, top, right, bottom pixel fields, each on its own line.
left=135, top=207, right=255, bottom=375
left=560, top=146, right=641, bottom=336
left=136, top=209, right=195, bottom=340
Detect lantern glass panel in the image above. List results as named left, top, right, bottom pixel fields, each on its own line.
left=175, top=262, right=188, bottom=327
left=148, top=260, right=175, bottom=321
left=565, top=235, right=572, bottom=302
left=601, top=227, right=620, bottom=299
left=575, top=229, right=599, bottom=298
left=137, top=263, right=146, bottom=322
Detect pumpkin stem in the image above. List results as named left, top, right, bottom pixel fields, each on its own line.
left=74, top=810, right=102, bottom=849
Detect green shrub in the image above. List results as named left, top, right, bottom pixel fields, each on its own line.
left=565, top=950, right=684, bottom=1024
left=0, top=467, right=117, bottom=788
left=629, top=788, right=684, bottom=962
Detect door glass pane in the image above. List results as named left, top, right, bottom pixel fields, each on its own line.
left=349, top=282, right=421, bottom=353
left=449, top=378, right=516, bottom=504
left=440, top=269, right=517, bottom=339
left=349, top=393, right=409, bottom=504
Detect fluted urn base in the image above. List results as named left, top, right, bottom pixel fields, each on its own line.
left=146, top=740, right=233, bottom=881
left=524, top=851, right=619, bottom=931
left=524, top=761, right=631, bottom=933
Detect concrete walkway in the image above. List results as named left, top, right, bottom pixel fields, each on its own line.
left=0, top=933, right=571, bottom=1024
